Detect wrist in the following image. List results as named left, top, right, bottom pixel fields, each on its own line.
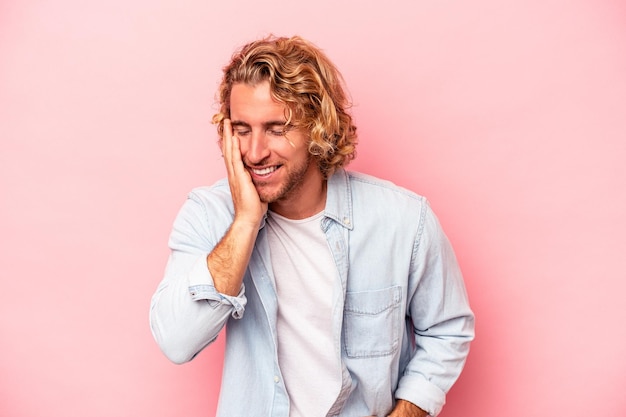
left=388, top=399, right=429, bottom=417
left=231, top=215, right=263, bottom=232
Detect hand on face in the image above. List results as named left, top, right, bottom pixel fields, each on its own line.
left=222, top=119, right=268, bottom=226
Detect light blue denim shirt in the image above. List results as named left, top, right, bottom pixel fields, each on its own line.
left=150, top=169, right=474, bottom=417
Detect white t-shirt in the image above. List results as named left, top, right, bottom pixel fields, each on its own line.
left=266, top=210, right=342, bottom=417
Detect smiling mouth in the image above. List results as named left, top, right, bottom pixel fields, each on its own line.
left=250, top=166, right=279, bottom=176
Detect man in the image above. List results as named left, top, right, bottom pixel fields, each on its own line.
left=150, top=35, right=474, bottom=417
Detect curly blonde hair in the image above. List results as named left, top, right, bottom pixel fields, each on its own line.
left=212, top=35, right=357, bottom=178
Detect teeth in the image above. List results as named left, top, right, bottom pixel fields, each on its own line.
left=252, top=166, right=277, bottom=176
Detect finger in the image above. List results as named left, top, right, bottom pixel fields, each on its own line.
left=222, top=119, right=235, bottom=177
left=231, top=133, right=245, bottom=172
left=224, top=120, right=246, bottom=176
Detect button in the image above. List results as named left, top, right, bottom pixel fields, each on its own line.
left=343, top=217, right=350, bottom=226
left=274, top=376, right=280, bottom=383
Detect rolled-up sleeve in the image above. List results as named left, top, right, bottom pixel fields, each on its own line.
left=187, top=255, right=246, bottom=319
left=395, top=201, right=475, bottom=416
left=149, top=186, right=247, bottom=364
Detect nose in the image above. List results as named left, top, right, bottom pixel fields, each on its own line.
left=243, top=129, right=271, bottom=165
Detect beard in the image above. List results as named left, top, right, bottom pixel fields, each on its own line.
left=252, top=155, right=314, bottom=204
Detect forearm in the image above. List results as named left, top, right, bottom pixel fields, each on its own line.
left=150, top=254, right=243, bottom=364
left=207, top=219, right=260, bottom=296
left=151, top=169, right=262, bottom=363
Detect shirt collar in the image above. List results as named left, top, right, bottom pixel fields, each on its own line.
left=324, top=168, right=354, bottom=230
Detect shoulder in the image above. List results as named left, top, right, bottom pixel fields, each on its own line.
left=185, top=178, right=233, bottom=211
left=174, top=178, right=234, bottom=227
left=344, top=171, right=450, bottom=252
left=188, top=178, right=230, bottom=200
left=346, top=171, right=427, bottom=207
left=169, top=178, right=233, bottom=247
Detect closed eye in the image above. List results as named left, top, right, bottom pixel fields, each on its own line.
left=267, top=128, right=288, bottom=137
left=267, top=123, right=294, bottom=137
left=233, top=128, right=251, bottom=136
left=230, top=121, right=294, bottom=138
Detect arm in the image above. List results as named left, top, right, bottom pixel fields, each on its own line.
left=208, top=119, right=267, bottom=295
left=150, top=120, right=267, bottom=363
left=394, top=202, right=475, bottom=416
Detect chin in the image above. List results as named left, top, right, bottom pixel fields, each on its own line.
left=256, top=188, right=280, bottom=204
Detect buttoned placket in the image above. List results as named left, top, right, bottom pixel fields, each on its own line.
left=322, top=213, right=355, bottom=416
left=249, top=227, right=292, bottom=416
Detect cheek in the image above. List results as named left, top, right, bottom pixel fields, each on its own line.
left=237, top=139, right=251, bottom=156
left=281, top=133, right=309, bottom=157
left=276, top=144, right=307, bottom=162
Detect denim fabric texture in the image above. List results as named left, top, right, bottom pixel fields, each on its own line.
left=150, top=169, right=475, bottom=417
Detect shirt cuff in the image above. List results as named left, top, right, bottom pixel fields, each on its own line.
left=187, top=255, right=247, bottom=319
left=395, top=374, right=446, bottom=416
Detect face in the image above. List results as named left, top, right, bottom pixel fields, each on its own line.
left=228, top=81, right=324, bottom=207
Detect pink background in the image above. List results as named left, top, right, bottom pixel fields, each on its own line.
left=2, top=1, right=625, bottom=416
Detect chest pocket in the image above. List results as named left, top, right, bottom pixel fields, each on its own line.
left=343, top=286, right=402, bottom=358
